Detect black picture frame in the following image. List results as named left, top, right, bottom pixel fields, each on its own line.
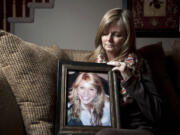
left=123, top=0, right=180, bottom=37
left=55, top=61, right=121, bottom=135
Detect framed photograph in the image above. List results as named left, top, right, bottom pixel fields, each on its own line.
left=55, top=61, right=121, bottom=135
left=123, top=0, right=180, bottom=37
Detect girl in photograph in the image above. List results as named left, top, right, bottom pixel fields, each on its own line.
left=67, top=72, right=111, bottom=126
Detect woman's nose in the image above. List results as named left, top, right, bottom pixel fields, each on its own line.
left=83, top=89, right=89, bottom=96
left=107, top=33, right=113, bottom=41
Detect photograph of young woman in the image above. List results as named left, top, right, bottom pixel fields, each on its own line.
left=67, top=72, right=111, bottom=126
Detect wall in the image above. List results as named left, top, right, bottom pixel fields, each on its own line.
left=14, top=0, right=121, bottom=50
left=14, top=0, right=180, bottom=54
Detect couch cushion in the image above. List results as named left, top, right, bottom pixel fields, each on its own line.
left=63, top=49, right=91, bottom=62
left=138, top=42, right=180, bottom=133
left=0, top=30, right=69, bottom=135
left=0, top=67, right=25, bottom=135
left=172, top=40, right=180, bottom=92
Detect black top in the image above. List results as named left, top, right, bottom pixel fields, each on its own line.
left=120, top=59, right=163, bottom=134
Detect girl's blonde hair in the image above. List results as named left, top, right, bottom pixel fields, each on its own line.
left=68, top=72, right=108, bottom=126
left=87, top=8, right=136, bottom=62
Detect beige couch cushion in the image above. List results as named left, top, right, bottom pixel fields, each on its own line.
left=63, top=49, right=91, bottom=62
left=0, top=30, right=69, bottom=135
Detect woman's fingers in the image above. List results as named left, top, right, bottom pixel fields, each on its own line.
left=107, top=61, right=122, bottom=66
left=111, top=66, right=121, bottom=71
left=107, top=61, right=126, bottom=71
left=107, top=61, right=132, bottom=81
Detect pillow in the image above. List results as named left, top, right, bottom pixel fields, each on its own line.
left=138, top=42, right=180, bottom=132
left=0, top=67, right=25, bottom=135
left=63, top=49, right=92, bottom=62
left=172, top=40, right=180, bottom=90
left=0, top=30, right=69, bottom=135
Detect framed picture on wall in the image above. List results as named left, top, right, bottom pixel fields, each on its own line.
left=123, top=0, right=180, bottom=37
left=55, top=61, right=121, bottom=135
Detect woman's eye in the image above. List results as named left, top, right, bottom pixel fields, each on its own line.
left=79, top=86, right=84, bottom=90
left=90, top=88, right=95, bottom=91
left=113, top=32, right=121, bottom=37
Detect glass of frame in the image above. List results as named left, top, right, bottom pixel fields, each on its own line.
left=55, top=61, right=121, bottom=135
left=123, top=0, right=180, bottom=37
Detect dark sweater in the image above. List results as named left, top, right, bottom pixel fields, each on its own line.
left=120, top=60, right=163, bottom=134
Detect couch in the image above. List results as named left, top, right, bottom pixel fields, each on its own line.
left=0, top=30, right=180, bottom=135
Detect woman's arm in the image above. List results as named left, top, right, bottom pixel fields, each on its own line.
left=121, top=60, right=163, bottom=123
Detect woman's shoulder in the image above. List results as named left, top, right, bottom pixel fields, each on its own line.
left=135, top=52, right=151, bottom=69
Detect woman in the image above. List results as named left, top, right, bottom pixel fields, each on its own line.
left=86, top=8, right=163, bottom=135
left=67, top=72, right=111, bottom=126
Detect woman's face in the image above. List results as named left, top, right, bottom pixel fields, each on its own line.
left=77, top=80, right=97, bottom=105
left=101, top=22, right=126, bottom=58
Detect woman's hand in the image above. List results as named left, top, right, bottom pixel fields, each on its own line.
left=107, top=61, right=132, bottom=81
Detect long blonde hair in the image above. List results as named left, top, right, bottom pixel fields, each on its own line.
left=87, top=8, right=136, bottom=62
left=68, top=72, right=109, bottom=126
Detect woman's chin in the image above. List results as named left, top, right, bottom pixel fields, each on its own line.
left=81, top=99, right=93, bottom=105
left=105, top=48, right=115, bottom=53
